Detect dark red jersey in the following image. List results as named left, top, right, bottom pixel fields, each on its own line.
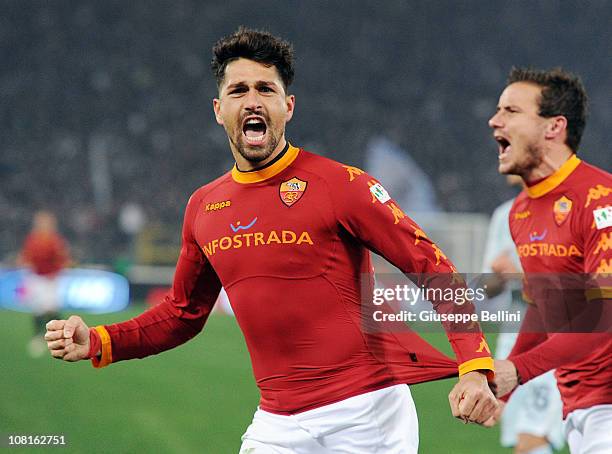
left=91, top=144, right=493, bottom=414
left=508, top=155, right=612, bottom=416
left=20, top=231, right=69, bottom=276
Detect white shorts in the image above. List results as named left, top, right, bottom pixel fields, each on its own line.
left=565, top=405, right=612, bottom=454
left=239, top=384, right=418, bottom=454
left=24, top=273, right=61, bottom=315
left=500, top=370, right=565, bottom=450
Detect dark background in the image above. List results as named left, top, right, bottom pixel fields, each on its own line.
left=2, top=0, right=611, bottom=263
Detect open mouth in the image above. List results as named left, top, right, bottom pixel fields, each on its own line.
left=495, top=136, right=511, bottom=158
left=242, top=116, right=267, bottom=145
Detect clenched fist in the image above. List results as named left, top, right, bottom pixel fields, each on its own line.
left=448, top=371, right=498, bottom=425
left=45, top=315, right=91, bottom=362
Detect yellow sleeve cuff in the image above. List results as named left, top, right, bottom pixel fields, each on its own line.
left=585, top=287, right=612, bottom=301
left=92, top=325, right=112, bottom=368
left=522, top=290, right=536, bottom=305
left=458, top=357, right=495, bottom=378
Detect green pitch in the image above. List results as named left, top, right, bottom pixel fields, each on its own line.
left=0, top=307, right=568, bottom=453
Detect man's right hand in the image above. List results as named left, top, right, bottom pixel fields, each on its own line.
left=45, top=315, right=91, bottom=362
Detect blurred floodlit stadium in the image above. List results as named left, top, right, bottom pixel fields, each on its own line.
left=2, top=1, right=609, bottom=452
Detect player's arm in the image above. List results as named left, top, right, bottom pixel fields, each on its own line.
left=490, top=300, right=546, bottom=398
left=46, top=191, right=222, bottom=366
left=329, top=166, right=496, bottom=423
left=330, top=167, right=493, bottom=374
left=507, top=301, right=548, bottom=356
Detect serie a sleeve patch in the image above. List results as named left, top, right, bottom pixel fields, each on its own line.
left=593, top=206, right=612, bottom=229
left=369, top=183, right=391, bottom=204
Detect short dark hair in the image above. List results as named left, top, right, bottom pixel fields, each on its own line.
left=508, top=67, right=588, bottom=152
left=211, top=26, right=294, bottom=91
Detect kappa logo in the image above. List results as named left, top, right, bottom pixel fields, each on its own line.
left=595, top=258, right=612, bottom=274
left=553, top=196, right=572, bottom=226
left=585, top=184, right=612, bottom=208
left=279, top=177, right=307, bottom=207
left=476, top=337, right=491, bottom=354
left=413, top=226, right=427, bottom=245
left=529, top=229, right=548, bottom=242
left=206, top=200, right=231, bottom=212
left=343, top=165, right=365, bottom=182
left=431, top=243, right=447, bottom=266
left=514, top=210, right=531, bottom=220
left=594, top=232, right=612, bottom=255
left=387, top=203, right=406, bottom=225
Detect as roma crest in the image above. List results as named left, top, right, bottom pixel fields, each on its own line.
left=553, top=195, right=572, bottom=225
left=279, top=177, right=307, bottom=207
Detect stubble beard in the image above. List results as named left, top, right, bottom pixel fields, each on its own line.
left=502, top=142, right=544, bottom=180
left=230, top=125, right=281, bottom=165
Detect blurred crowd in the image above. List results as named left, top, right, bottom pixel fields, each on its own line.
left=2, top=1, right=610, bottom=264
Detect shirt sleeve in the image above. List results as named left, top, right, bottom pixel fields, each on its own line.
left=328, top=165, right=493, bottom=376
left=507, top=304, right=549, bottom=382
left=91, top=191, right=222, bottom=368
left=507, top=304, right=548, bottom=356
left=511, top=333, right=609, bottom=383
left=581, top=181, right=612, bottom=301
left=504, top=305, right=605, bottom=396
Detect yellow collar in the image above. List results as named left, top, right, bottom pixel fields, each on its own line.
left=231, top=144, right=300, bottom=184
left=526, top=154, right=581, bottom=198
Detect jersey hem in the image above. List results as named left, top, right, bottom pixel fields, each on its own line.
left=259, top=380, right=402, bottom=415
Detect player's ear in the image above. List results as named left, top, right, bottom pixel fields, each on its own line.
left=285, top=94, right=295, bottom=123
left=544, top=115, right=567, bottom=141
left=213, top=98, right=224, bottom=126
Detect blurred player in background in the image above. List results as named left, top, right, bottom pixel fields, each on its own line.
left=18, top=210, right=70, bottom=357
left=489, top=67, right=612, bottom=453
left=44, top=28, right=497, bottom=452
left=482, top=175, right=564, bottom=454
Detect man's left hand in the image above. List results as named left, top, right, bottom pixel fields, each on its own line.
left=448, top=370, right=498, bottom=425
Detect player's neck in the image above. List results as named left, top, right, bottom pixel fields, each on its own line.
left=523, top=146, right=574, bottom=184
left=233, top=138, right=288, bottom=172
